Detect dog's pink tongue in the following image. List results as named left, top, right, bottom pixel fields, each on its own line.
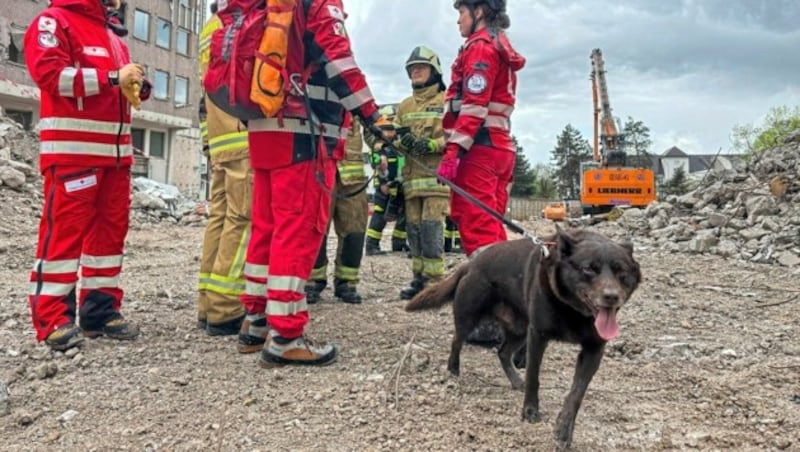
left=594, top=308, right=620, bottom=341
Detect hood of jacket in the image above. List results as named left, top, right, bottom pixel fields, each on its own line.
left=471, top=28, right=526, bottom=72
left=49, top=0, right=107, bottom=23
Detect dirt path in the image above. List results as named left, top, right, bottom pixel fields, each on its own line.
left=1, top=218, right=799, bottom=451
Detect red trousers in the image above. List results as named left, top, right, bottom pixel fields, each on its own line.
left=240, top=159, right=335, bottom=338
left=450, top=145, right=515, bottom=257
left=29, top=165, right=131, bottom=341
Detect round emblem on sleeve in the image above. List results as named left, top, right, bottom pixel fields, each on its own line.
left=465, top=74, right=487, bottom=94
left=38, top=32, right=59, bottom=48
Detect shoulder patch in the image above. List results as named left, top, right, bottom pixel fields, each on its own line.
left=38, top=16, right=57, bottom=33
left=332, top=21, right=347, bottom=37
left=425, top=106, right=444, bottom=113
left=327, top=5, right=346, bottom=21
left=465, top=73, right=488, bottom=94
left=38, top=32, right=59, bottom=49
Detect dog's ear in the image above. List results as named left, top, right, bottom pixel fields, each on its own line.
left=619, top=240, right=634, bottom=257
left=557, top=227, right=577, bottom=257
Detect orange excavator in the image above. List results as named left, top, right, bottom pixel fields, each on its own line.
left=580, top=49, right=656, bottom=214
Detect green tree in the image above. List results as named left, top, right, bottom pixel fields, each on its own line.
left=662, top=165, right=689, bottom=196
left=510, top=136, right=536, bottom=197
left=732, top=105, right=800, bottom=157
left=550, top=124, right=592, bottom=199
left=622, top=116, right=654, bottom=167
left=532, top=163, right=557, bottom=199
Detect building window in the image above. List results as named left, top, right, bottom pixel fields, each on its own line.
left=179, top=0, right=190, bottom=27
left=133, top=9, right=149, bottom=41
left=4, top=109, right=33, bottom=130
left=176, top=28, right=190, bottom=56
left=150, top=131, right=166, bottom=158
left=8, top=25, right=26, bottom=64
left=156, top=18, right=172, bottom=49
left=175, top=76, right=189, bottom=106
left=131, top=128, right=145, bottom=151
left=154, top=70, right=169, bottom=100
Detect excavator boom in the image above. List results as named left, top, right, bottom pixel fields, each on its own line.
left=581, top=48, right=656, bottom=212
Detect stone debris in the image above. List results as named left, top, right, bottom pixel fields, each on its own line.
left=0, top=115, right=204, bottom=226
left=574, top=131, right=800, bottom=266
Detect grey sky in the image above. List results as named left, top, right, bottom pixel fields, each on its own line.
left=342, top=0, right=800, bottom=164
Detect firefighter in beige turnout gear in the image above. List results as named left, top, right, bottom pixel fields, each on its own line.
left=306, top=115, right=369, bottom=304
left=196, top=8, right=251, bottom=336
left=396, top=46, right=450, bottom=300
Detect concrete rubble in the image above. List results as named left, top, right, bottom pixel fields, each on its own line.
left=581, top=131, right=800, bottom=266
left=0, top=116, right=204, bottom=226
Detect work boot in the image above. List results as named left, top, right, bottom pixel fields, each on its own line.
left=258, top=333, right=337, bottom=367
left=305, top=280, right=327, bottom=305
left=392, top=238, right=410, bottom=253
left=238, top=312, right=269, bottom=354
left=207, top=314, right=245, bottom=336
left=399, top=274, right=427, bottom=300
left=444, top=237, right=453, bottom=253
left=333, top=279, right=362, bottom=304
left=82, top=315, right=140, bottom=341
left=196, top=318, right=207, bottom=331
left=365, top=237, right=386, bottom=256
left=45, top=323, right=85, bottom=351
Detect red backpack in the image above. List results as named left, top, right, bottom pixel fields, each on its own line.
left=203, top=0, right=311, bottom=120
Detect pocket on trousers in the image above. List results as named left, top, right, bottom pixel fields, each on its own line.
left=273, top=164, right=308, bottom=216
left=58, top=167, right=99, bottom=201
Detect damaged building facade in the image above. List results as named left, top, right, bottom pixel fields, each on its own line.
left=0, top=0, right=208, bottom=198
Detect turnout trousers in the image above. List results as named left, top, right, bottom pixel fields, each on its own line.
left=197, top=157, right=251, bottom=325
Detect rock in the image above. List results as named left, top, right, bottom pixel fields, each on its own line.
left=32, top=362, right=58, bottom=380
left=777, top=252, right=800, bottom=267
left=58, top=409, right=79, bottom=423
left=0, top=380, right=9, bottom=416
left=0, top=166, right=25, bottom=189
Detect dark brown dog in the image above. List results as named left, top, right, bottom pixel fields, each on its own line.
left=405, top=227, right=641, bottom=449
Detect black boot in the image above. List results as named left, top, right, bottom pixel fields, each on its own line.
left=305, top=280, right=327, bottom=305
left=444, top=237, right=453, bottom=253
left=365, top=237, right=386, bottom=256
left=399, top=274, right=427, bottom=300
left=334, top=279, right=362, bottom=304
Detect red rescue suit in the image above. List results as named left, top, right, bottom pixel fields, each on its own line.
left=443, top=27, right=525, bottom=256
left=24, top=0, right=135, bottom=340
left=241, top=0, right=380, bottom=338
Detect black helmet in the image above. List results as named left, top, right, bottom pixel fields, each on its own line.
left=453, top=0, right=506, bottom=12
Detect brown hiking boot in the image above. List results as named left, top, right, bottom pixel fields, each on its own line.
left=238, top=313, right=269, bottom=354
left=258, top=334, right=337, bottom=367
left=82, top=316, right=139, bottom=340
left=45, top=323, right=85, bottom=351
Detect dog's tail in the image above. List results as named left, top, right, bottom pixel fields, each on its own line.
left=405, top=265, right=469, bottom=312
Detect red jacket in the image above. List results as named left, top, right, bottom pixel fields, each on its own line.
left=443, top=28, right=525, bottom=154
left=24, top=0, right=134, bottom=170
left=248, top=0, right=380, bottom=170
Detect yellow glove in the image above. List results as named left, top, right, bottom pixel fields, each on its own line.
left=119, top=63, right=144, bottom=110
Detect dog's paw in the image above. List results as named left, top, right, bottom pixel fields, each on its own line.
left=553, top=418, right=575, bottom=450
left=521, top=404, right=541, bottom=423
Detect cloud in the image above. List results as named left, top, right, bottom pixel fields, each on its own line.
left=343, top=0, right=800, bottom=164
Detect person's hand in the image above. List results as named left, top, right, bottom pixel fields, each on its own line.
left=378, top=154, right=388, bottom=175
left=401, top=132, right=437, bottom=155
left=119, top=63, right=144, bottom=110
left=437, top=145, right=460, bottom=183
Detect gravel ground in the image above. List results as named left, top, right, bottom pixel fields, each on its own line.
left=1, top=193, right=798, bottom=451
